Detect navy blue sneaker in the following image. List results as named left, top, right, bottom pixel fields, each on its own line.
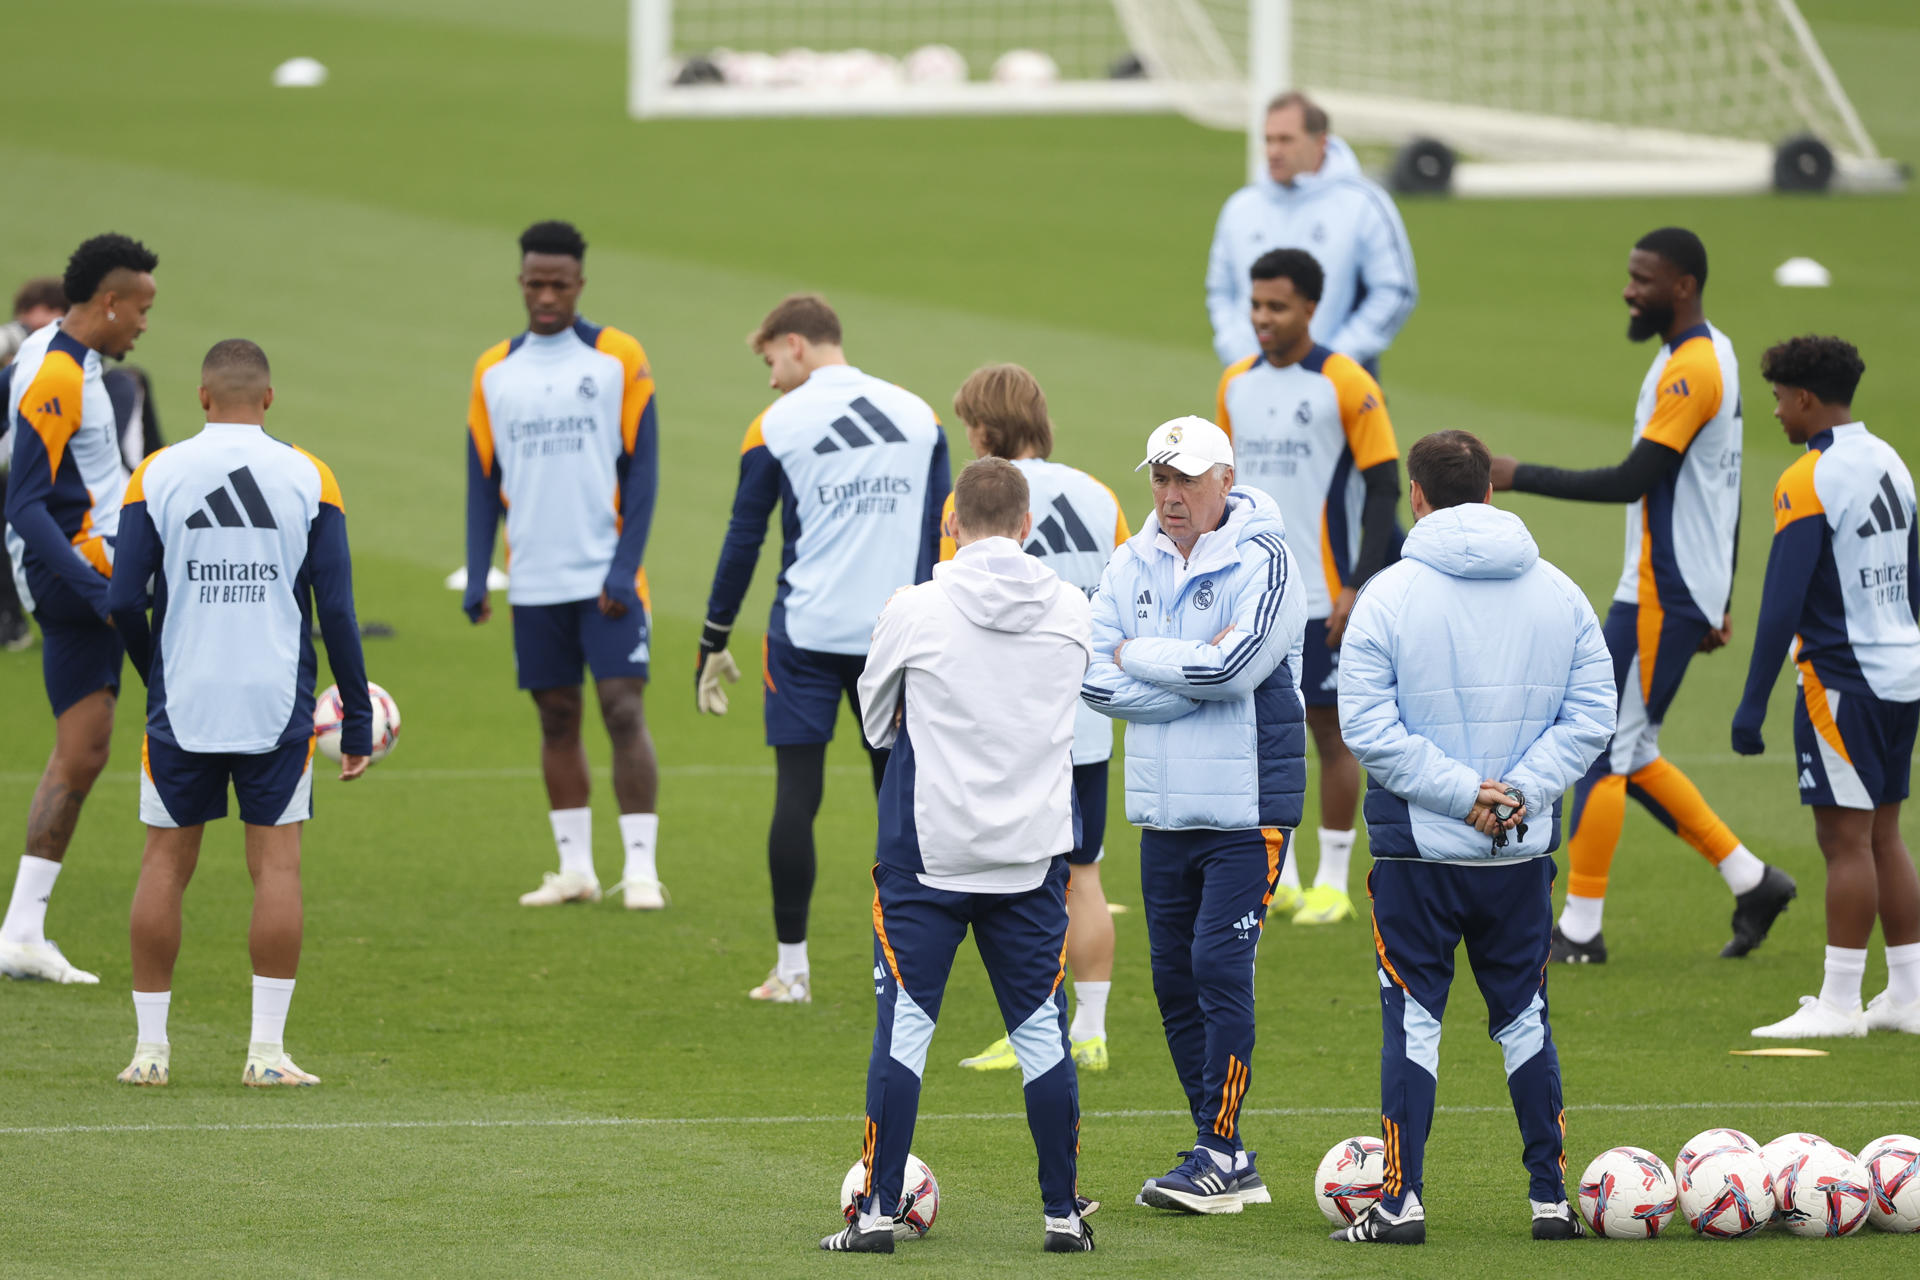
left=1136, top=1151, right=1244, bottom=1215
left=1231, top=1151, right=1272, bottom=1206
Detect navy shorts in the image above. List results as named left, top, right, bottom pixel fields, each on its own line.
left=763, top=632, right=869, bottom=747
left=31, top=574, right=123, bottom=718
left=1598, top=599, right=1710, bottom=774
left=512, top=598, right=651, bottom=690
left=1795, top=680, right=1917, bottom=811
left=140, top=735, right=315, bottom=828
left=1070, top=761, right=1109, bottom=865
left=1301, top=616, right=1340, bottom=708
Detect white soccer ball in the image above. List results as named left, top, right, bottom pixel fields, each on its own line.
left=1759, top=1133, right=1824, bottom=1226
left=817, top=49, right=901, bottom=91
left=1577, top=1146, right=1678, bottom=1239
left=314, top=681, right=400, bottom=763
left=1677, top=1127, right=1760, bottom=1175
left=1857, top=1133, right=1916, bottom=1168
left=1313, top=1136, right=1384, bottom=1224
left=271, top=56, right=328, bottom=89
left=1864, top=1141, right=1920, bottom=1232
left=840, top=1153, right=939, bottom=1240
left=904, top=44, right=967, bottom=86
left=1774, top=1144, right=1872, bottom=1237
left=1769, top=1129, right=1854, bottom=1162
left=1678, top=1149, right=1774, bottom=1238
left=771, top=47, right=822, bottom=89
left=717, top=49, right=780, bottom=88
left=991, top=49, right=1059, bottom=87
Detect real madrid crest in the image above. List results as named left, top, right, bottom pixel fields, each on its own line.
left=1166, top=424, right=1185, bottom=445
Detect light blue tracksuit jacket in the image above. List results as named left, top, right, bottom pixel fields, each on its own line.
left=1205, top=137, right=1419, bottom=369
left=1338, top=502, right=1615, bottom=861
left=1081, top=487, right=1308, bottom=832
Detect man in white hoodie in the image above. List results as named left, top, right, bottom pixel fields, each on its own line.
left=1205, top=92, right=1418, bottom=372
left=823, top=458, right=1095, bottom=1256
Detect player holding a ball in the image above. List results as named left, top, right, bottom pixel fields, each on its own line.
left=106, top=338, right=371, bottom=1088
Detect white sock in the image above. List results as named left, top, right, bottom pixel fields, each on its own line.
left=1, top=854, right=62, bottom=946
left=1202, top=1146, right=1234, bottom=1173
left=777, top=941, right=809, bottom=981
left=1070, top=981, right=1110, bottom=1041
left=1233, top=1150, right=1250, bottom=1172
left=1558, top=894, right=1604, bottom=944
left=618, top=813, right=659, bottom=884
left=550, top=807, right=594, bottom=880
left=1717, top=844, right=1765, bottom=896
left=133, top=990, right=171, bottom=1046
left=1885, top=941, right=1920, bottom=1005
left=1820, top=945, right=1867, bottom=1011
left=1314, top=827, right=1355, bottom=891
left=251, top=975, right=297, bottom=1048
left=1277, top=849, right=1301, bottom=894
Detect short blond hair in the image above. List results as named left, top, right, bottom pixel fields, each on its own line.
left=952, top=363, right=1053, bottom=460
left=748, top=293, right=842, bottom=353
left=953, top=457, right=1030, bottom=541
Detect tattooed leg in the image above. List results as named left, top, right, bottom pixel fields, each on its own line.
left=25, top=689, right=117, bottom=864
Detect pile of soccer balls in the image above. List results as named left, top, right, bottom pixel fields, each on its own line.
left=1314, top=1130, right=1919, bottom=1239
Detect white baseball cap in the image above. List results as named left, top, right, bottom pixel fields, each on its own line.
left=1136, top=415, right=1234, bottom=476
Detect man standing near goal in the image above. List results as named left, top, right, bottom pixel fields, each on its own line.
left=464, top=221, right=665, bottom=911
left=107, top=339, right=372, bottom=1087
left=825, top=458, right=1093, bottom=1254
left=1083, top=417, right=1306, bottom=1214
left=1206, top=92, right=1417, bottom=374
left=696, top=294, right=949, bottom=1004
left=1492, top=227, right=1794, bottom=964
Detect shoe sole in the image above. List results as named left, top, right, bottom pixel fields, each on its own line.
left=1750, top=1027, right=1867, bottom=1040
left=1237, top=1186, right=1273, bottom=1206
left=1136, top=1186, right=1244, bottom=1214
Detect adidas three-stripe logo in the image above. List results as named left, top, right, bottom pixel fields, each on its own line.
left=185, top=467, right=279, bottom=530
left=1856, top=472, right=1910, bottom=539
left=812, top=396, right=907, bottom=454
left=1025, top=496, right=1098, bottom=557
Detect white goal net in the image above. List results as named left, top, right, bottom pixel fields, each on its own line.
left=630, top=0, right=1899, bottom=195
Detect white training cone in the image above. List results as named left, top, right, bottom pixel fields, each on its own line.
left=1773, top=257, right=1831, bottom=288
left=272, top=57, right=329, bottom=89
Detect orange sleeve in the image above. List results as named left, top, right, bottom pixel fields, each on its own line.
left=1323, top=353, right=1398, bottom=472
left=1640, top=339, right=1724, bottom=453
left=468, top=340, right=512, bottom=476
left=1772, top=452, right=1824, bottom=533
left=595, top=327, right=656, bottom=454
left=938, top=492, right=958, bottom=562
left=18, top=351, right=86, bottom=480
left=292, top=446, right=345, bottom=511
left=741, top=411, right=769, bottom=455
left=1216, top=356, right=1258, bottom=440
left=122, top=447, right=167, bottom=503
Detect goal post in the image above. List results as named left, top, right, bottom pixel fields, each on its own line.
left=629, top=0, right=1902, bottom=196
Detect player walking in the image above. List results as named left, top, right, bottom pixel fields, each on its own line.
left=463, top=221, right=665, bottom=910
left=107, top=339, right=372, bottom=1086
left=0, top=234, right=158, bottom=984
left=696, top=295, right=949, bottom=1004
left=941, top=365, right=1127, bottom=1074
left=824, top=459, right=1093, bottom=1254
left=1216, top=248, right=1401, bottom=925
left=1084, top=417, right=1307, bottom=1214
left=1735, top=336, right=1920, bottom=1038
left=1491, top=227, right=1794, bottom=962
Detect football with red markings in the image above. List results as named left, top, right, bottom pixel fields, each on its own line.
left=1678, top=1149, right=1774, bottom=1238
left=1578, top=1146, right=1678, bottom=1238
left=1314, top=1135, right=1385, bottom=1225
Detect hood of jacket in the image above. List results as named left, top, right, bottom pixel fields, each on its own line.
left=934, top=536, right=1065, bottom=633
left=1134, top=485, right=1287, bottom=573
left=1254, top=135, right=1364, bottom=203
left=1402, top=502, right=1539, bottom=581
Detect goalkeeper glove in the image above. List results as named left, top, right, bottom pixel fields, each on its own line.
left=695, top=619, right=741, bottom=716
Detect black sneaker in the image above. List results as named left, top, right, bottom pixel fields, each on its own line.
left=1531, top=1203, right=1587, bottom=1239
left=1722, top=865, right=1796, bottom=958
left=1074, top=1194, right=1100, bottom=1218
left=1331, top=1200, right=1426, bottom=1244
left=1043, top=1215, right=1095, bottom=1252
left=819, top=1221, right=894, bottom=1253
left=1550, top=923, right=1607, bottom=964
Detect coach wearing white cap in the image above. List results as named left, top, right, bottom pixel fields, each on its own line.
left=1083, top=416, right=1307, bottom=1215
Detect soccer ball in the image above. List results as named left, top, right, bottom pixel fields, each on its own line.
left=905, top=43, right=968, bottom=86
left=1858, top=1133, right=1918, bottom=1167
left=1759, top=1134, right=1824, bottom=1226
left=1771, top=1130, right=1855, bottom=1162
left=1862, top=1142, right=1920, bottom=1232
left=1577, top=1146, right=1678, bottom=1238
left=314, top=682, right=401, bottom=763
left=840, top=1153, right=939, bottom=1240
left=991, top=49, right=1060, bottom=87
left=1677, top=1127, right=1760, bottom=1174
left=1774, top=1144, right=1871, bottom=1237
left=1313, top=1136, right=1384, bottom=1224
left=1678, top=1149, right=1774, bottom=1238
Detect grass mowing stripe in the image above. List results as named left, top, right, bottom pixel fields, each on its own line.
left=6, top=1098, right=1912, bottom=1138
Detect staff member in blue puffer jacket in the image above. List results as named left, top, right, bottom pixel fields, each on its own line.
left=1333, top=430, right=1615, bottom=1246
left=1082, top=415, right=1307, bottom=1216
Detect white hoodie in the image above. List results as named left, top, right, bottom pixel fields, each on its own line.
left=860, top=536, right=1094, bottom=893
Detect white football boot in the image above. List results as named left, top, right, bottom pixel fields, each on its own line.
left=117, top=1043, right=170, bottom=1086
left=1865, top=990, right=1920, bottom=1034
left=1751, top=995, right=1868, bottom=1039
left=0, top=938, right=100, bottom=983
left=243, top=1042, right=321, bottom=1086
left=611, top=878, right=669, bottom=910
left=748, top=969, right=811, bottom=1004
left=518, top=870, right=601, bottom=906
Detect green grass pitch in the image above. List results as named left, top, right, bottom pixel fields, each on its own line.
left=3, top=1, right=1919, bottom=1274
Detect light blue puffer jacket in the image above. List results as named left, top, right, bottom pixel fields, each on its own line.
left=1082, top=487, right=1308, bottom=832
left=1337, top=502, right=1615, bottom=861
